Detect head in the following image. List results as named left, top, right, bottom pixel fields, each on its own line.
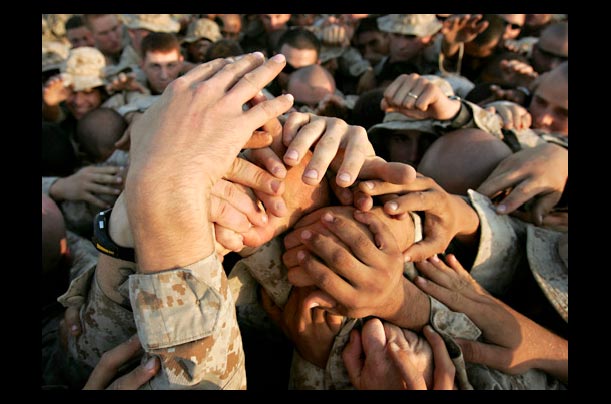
left=140, top=32, right=184, bottom=94
left=76, top=107, right=127, bottom=163
left=525, top=14, right=553, bottom=28
left=123, top=14, right=181, bottom=56
left=350, top=87, right=386, bottom=129
left=276, top=28, right=321, bottom=90
left=260, top=14, right=291, bottom=33
left=497, top=14, right=525, bottom=40
left=377, top=14, right=442, bottom=63
left=60, top=46, right=108, bottom=119
left=65, top=15, right=95, bottom=48
left=353, top=16, right=390, bottom=66
left=287, top=64, right=336, bottom=110
left=531, top=22, right=568, bottom=74
left=217, top=14, right=242, bottom=40
left=464, top=14, right=506, bottom=58
left=182, top=18, right=222, bottom=63
left=529, top=61, right=568, bottom=135
left=83, top=14, right=124, bottom=58
left=204, top=39, right=244, bottom=62
left=42, top=193, right=71, bottom=307
left=418, top=128, right=513, bottom=195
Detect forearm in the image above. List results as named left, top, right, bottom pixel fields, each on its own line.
left=42, top=102, right=63, bottom=123
left=391, top=278, right=431, bottom=332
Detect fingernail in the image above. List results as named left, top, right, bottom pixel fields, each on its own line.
left=145, top=357, right=157, bottom=371
left=284, top=93, right=294, bottom=103
left=322, top=212, right=334, bottom=223
left=271, top=53, right=286, bottom=63
left=363, top=181, right=374, bottom=190
left=297, top=250, right=305, bottom=262
left=304, top=169, right=318, bottom=180
left=389, top=341, right=400, bottom=352
left=275, top=199, right=287, bottom=214
left=387, top=201, right=398, bottom=211
left=301, top=230, right=312, bottom=240
left=431, top=254, right=440, bottom=263
left=404, top=255, right=412, bottom=262
left=253, top=51, right=265, bottom=60
left=261, top=213, right=268, bottom=224
left=338, top=172, right=351, bottom=183
left=415, top=276, right=426, bottom=286
left=272, top=165, right=286, bottom=178
left=71, top=325, right=79, bottom=334
left=285, top=149, right=299, bottom=161
left=424, top=325, right=435, bottom=334
left=270, top=179, right=282, bottom=193
left=496, top=204, right=507, bottom=213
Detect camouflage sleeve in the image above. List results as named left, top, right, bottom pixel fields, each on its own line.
left=129, top=253, right=246, bottom=390
left=467, top=190, right=527, bottom=295
left=339, top=47, right=372, bottom=77
left=434, top=99, right=504, bottom=139
left=42, top=176, right=60, bottom=196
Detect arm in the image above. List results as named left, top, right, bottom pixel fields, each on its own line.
left=123, top=52, right=293, bottom=389
left=47, top=165, right=125, bottom=209
left=414, top=254, right=568, bottom=384
left=42, top=75, right=70, bottom=122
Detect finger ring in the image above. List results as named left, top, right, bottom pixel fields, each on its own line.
left=407, top=92, right=419, bottom=99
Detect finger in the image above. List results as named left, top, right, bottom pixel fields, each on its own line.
left=209, top=195, right=252, bottom=233
left=244, top=93, right=294, bottom=136
left=521, top=111, right=532, bottom=130
left=413, top=274, right=466, bottom=313
left=352, top=210, right=399, bottom=253
left=357, top=159, right=417, bottom=184
left=213, top=179, right=268, bottom=227
left=226, top=53, right=286, bottom=105
left=423, top=325, right=456, bottom=389
left=64, top=306, right=82, bottom=336
left=342, top=329, right=364, bottom=387
left=387, top=341, right=428, bottom=389
left=296, top=248, right=355, bottom=306
left=286, top=265, right=318, bottom=287
left=254, top=189, right=288, bottom=218
left=107, top=356, right=160, bottom=390
left=402, top=238, right=448, bottom=264
left=531, top=191, right=562, bottom=226
left=327, top=173, right=354, bottom=205
left=225, top=157, right=285, bottom=196
left=260, top=288, right=284, bottom=326
left=333, top=127, right=374, bottom=188
left=353, top=188, right=375, bottom=212
left=303, top=287, right=340, bottom=312
left=248, top=146, right=287, bottom=179
left=243, top=130, right=273, bottom=149
left=83, top=335, right=143, bottom=390
left=494, top=179, right=541, bottom=215
left=177, top=57, right=229, bottom=88
left=283, top=113, right=322, bottom=166
left=455, top=338, right=508, bottom=371
left=84, top=192, right=113, bottom=209
left=414, top=256, right=456, bottom=288
left=360, top=317, right=387, bottom=353
left=214, top=224, right=245, bottom=252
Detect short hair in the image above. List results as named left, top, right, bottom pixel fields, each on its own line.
left=473, top=14, right=506, bottom=47
left=354, top=16, right=383, bottom=37
left=350, top=87, right=386, bottom=129
left=205, top=39, right=244, bottom=61
left=65, top=14, right=85, bottom=31
left=76, top=108, right=126, bottom=163
left=140, top=31, right=181, bottom=59
left=82, top=14, right=114, bottom=31
left=276, top=27, right=321, bottom=56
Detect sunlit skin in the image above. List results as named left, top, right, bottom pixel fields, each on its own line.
left=260, top=14, right=291, bottom=32
left=66, top=26, right=95, bottom=48
left=497, top=14, right=525, bottom=40
left=66, top=88, right=103, bottom=120
left=529, top=67, right=568, bottom=135
left=127, top=28, right=151, bottom=56
left=140, top=50, right=184, bottom=94
left=87, top=14, right=123, bottom=58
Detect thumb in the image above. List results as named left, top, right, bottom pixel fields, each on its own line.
left=455, top=338, right=508, bottom=370
left=108, top=356, right=160, bottom=390
left=64, top=305, right=82, bottom=336
left=531, top=191, right=562, bottom=226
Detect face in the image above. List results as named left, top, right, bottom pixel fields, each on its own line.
left=187, top=39, right=213, bottom=63
left=498, top=14, right=525, bottom=40
left=529, top=72, right=568, bottom=135
left=88, top=14, right=123, bottom=56
left=66, top=26, right=95, bottom=48
left=141, top=50, right=184, bottom=94
left=531, top=37, right=568, bottom=74
left=219, top=14, right=242, bottom=40
left=260, top=14, right=291, bottom=32
left=387, top=130, right=436, bottom=167
left=277, top=44, right=319, bottom=90
left=389, top=33, right=433, bottom=63
left=354, top=30, right=390, bottom=66
left=65, top=88, right=103, bottom=120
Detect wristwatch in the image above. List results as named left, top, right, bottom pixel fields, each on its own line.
left=92, top=208, right=136, bottom=262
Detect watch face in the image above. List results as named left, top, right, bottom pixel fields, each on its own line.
left=93, top=209, right=135, bottom=262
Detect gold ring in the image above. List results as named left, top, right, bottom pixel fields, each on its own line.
left=407, top=92, right=419, bottom=99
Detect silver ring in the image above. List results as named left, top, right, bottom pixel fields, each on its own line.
left=407, top=92, right=419, bottom=99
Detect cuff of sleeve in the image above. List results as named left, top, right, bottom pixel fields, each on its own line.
left=129, top=254, right=226, bottom=350
left=42, top=176, right=60, bottom=196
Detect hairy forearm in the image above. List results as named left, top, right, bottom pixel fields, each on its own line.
left=391, top=278, right=431, bottom=332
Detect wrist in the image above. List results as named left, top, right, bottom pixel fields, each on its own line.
left=392, top=278, right=430, bottom=331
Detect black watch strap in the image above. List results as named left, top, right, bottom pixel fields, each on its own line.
left=92, top=208, right=136, bottom=262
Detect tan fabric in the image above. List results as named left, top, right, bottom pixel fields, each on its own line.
left=60, top=47, right=107, bottom=92
left=377, top=14, right=442, bottom=37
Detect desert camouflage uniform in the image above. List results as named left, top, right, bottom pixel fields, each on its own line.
left=59, top=252, right=246, bottom=389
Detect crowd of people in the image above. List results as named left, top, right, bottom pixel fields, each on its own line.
left=41, top=13, right=568, bottom=390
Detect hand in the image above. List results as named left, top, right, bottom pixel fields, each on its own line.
left=49, top=165, right=124, bottom=209
left=380, top=73, right=461, bottom=121
left=478, top=84, right=529, bottom=106
left=282, top=206, right=429, bottom=330
left=476, top=142, right=568, bottom=224
left=499, top=59, right=538, bottom=88
left=485, top=100, right=532, bottom=130
left=105, top=72, right=147, bottom=94
left=342, top=318, right=455, bottom=390
left=261, top=287, right=343, bottom=368
left=83, top=335, right=160, bottom=390
left=414, top=254, right=568, bottom=384
left=125, top=52, right=293, bottom=271
left=356, top=174, right=480, bottom=262
left=43, top=74, right=70, bottom=107
left=281, top=112, right=375, bottom=188
left=58, top=305, right=82, bottom=351
left=320, top=23, right=350, bottom=47
left=441, top=14, right=489, bottom=47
